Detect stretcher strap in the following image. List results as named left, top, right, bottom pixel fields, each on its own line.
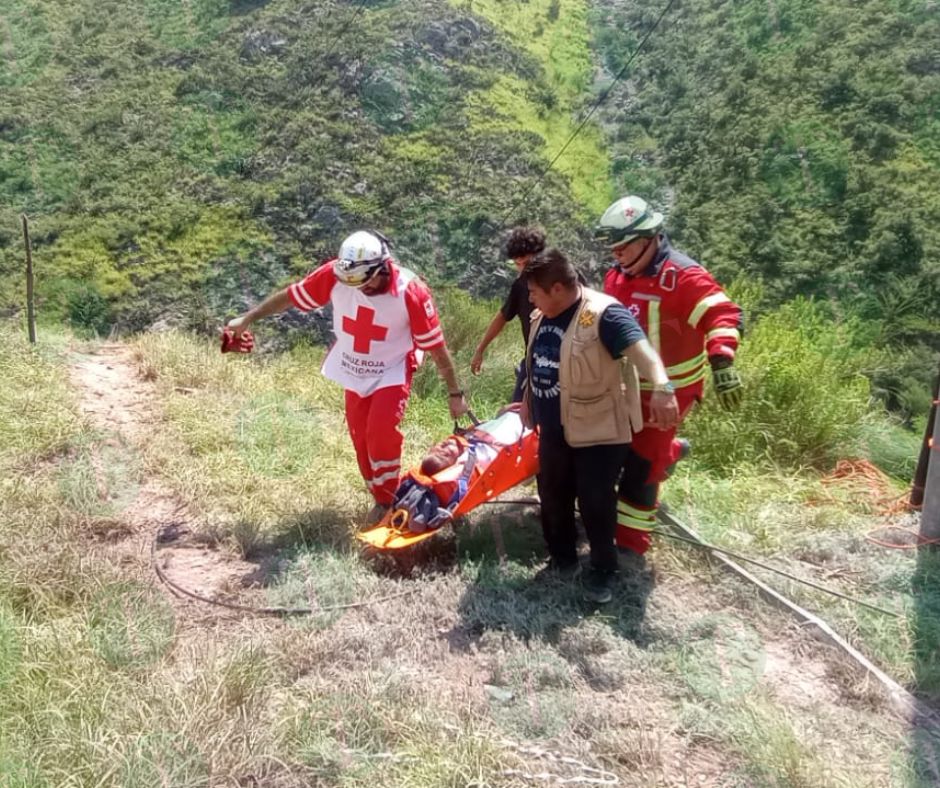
left=449, top=445, right=478, bottom=508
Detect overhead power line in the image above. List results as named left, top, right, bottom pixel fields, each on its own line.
left=497, top=0, right=678, bottom=229
left=321, top=0, right=372, bottom=64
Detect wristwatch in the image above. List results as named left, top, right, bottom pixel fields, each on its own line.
left=652, top=381, right=675, bottom=394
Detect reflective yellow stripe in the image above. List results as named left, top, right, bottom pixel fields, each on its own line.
left=648, top=299, right=661, bottom=354
left=666, top=351, right=706, bottom=377
left=617, top=514, right=656, bottom=531
left=617, top=500, right=656, bottom=521
left=688, top=293, right=730, bottom=328
left=618, top=500, right=654, bottom=516
left=640, top=364, right=707, bottom=391
left=706, top=327, right=740, bottom=342
left=673, top=365, right=708, bottom=388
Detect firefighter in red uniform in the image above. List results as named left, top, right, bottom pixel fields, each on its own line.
left=595, top=196, right=744, bottom=555
left=226, top=231, right=468, bottom=524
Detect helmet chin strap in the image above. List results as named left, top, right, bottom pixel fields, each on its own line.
left=359, top=260, right=391, bottom=293
left=617, top=236, right=659, bottom=276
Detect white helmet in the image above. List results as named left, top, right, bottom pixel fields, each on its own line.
left=594, top=196, right=664, bottom=248
left=334, top=231, right=389, bottom=287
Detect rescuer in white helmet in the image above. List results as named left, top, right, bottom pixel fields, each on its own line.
left=226, top=230, right=468, bottom=524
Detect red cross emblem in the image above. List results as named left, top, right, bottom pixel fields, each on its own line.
left=623, top=206, right=636, bottom=218
left=342, top=306, right=388, bottom=353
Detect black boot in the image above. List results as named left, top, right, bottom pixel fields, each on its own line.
left=583, top=567, right=618, bottom=604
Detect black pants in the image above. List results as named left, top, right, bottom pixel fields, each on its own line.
left=511, top=358, right=527, bottom=403
left=536, top=430, right=628, bottom=573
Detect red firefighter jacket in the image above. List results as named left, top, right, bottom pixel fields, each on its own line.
left=603, top=235, right=743, bottom=393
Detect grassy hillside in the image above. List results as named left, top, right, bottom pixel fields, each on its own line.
left=0, top=0, right=612, bottom=335
left=2, top=314, right=936, bottom=786
left=590, top=0, right=940, bottom=418
left=1, top=0, right=935, bottom=421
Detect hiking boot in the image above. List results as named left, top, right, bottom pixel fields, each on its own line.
left=365, top=503, right=390, bottom=526
left=583, top=568, right=618, bottom=605
left=534, top=557, right=582, bottom=582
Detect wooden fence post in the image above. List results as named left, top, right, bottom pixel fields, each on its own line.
left=921, top=359, right=940, bottom=546
left=22, top=214, right=36, bottom=344
left=912, top=361, right=940, bottom=509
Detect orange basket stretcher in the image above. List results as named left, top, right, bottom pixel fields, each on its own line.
left=356, top=411, right=539, bottom=550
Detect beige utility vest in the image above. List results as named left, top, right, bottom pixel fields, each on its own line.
left=526, top=287, right=643, bottom=447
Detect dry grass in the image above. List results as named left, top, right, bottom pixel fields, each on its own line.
left=0, top=322, right=927, bottom=786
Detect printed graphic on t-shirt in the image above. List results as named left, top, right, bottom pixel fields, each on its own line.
left=531, top=323, right=564, bottom=400
left=529, top=302, right=582, bottom=432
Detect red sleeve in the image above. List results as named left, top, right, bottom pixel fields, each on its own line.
left=404, top=278, right=445, bottom=351
left=288, top=260, right=337, bottom=312
left=678, top=268, right=743, bottom=361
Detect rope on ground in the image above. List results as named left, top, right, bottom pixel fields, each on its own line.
left=657, top=508, right=940, bottom=736
left=810, top=458, right=936, bottom=549
left=814, top=459, right=914, bottom=517
left=655, top=528, right=902, bottom=618
left=864, top=523, right=940, bottom=550
left=338, top=749, right=417, bottom=764
left=439, top=723, right=618, bottom=786
left=150, top=527, right=414, bottom=617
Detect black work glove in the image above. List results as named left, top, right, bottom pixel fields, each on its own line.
left=710, top=355, right=743, bottom=411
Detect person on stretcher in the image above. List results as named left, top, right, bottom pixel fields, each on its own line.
left=389, top=411, right=530, bottom=534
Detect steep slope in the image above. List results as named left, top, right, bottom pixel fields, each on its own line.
left=0, top=0, right=610, bottom=331
left=590, top=0, right=939, bottom=412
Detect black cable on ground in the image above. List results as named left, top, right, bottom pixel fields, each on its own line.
left=150, top=499, right=899, bottom=620
left=655, top=527, right=901, bottom=618
left=151, top=528, right=414, bottom=617
left=486, top=495, right=902, bottom=618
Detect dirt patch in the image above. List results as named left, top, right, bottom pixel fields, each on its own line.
left=762, top=636, right=840, bottom=709
left=68, top=344, right=260, bottom=611
left=155, top=525, right=282, bottom=602
left=70, top=345, right=156, bottom=442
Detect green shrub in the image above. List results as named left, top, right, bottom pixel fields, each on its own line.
left=858, top=417, right=922, bottom=481
left=35, top=278, right=113, bottom=337
left=412, top=286, right=523, bottom=410
left=684, top=297, right=873, bottom=472
left=65, top=282, right=112, bottom=337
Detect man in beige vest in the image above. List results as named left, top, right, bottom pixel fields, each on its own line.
left=521, top=249, right=678, bottom=604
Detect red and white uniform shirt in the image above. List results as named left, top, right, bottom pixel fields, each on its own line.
left=604, top=236, right=742, bottom=394
left=288, top=260, right=444, bottom=396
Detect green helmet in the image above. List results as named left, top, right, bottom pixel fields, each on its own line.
left=594, top=196, right=664, bottom=248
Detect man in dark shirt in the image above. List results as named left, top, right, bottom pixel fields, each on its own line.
left=471, top=226, right=546, bottom=401
left=521, top=249, right=678, bottom=604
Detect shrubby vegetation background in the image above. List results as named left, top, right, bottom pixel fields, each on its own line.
left=1, top=2, right=940, bottom=784
left=0, top=0, right=936, bottom=424
left=591, top=0, right=940, bottom=421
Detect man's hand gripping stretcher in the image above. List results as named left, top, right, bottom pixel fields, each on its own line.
left=356, top=410, right=539, bottom=550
